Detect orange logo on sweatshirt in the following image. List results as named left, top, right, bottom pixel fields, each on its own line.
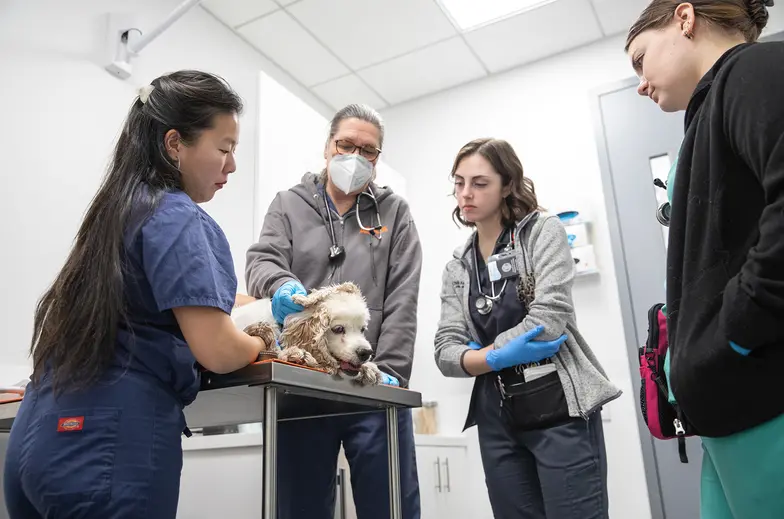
left=359, top=226, right=388, bottom=236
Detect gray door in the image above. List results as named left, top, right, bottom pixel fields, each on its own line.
left=592, top=79, right=702, bottom=519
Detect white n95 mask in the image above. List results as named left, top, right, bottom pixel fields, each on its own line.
left=329, top=154, right=373, bottom=195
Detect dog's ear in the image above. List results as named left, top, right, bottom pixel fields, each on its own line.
left=291, top=282, right=363, bottom=308
left=280, top=307, right=329, bottom=350
left=333, top=281, right=361, bottom=295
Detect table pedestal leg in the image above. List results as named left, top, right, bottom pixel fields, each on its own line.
left=386, top=406, right=401, bottom=519
left=263, top=386, right=278, bottom=519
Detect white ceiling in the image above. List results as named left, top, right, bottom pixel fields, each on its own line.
left=202, top=0, right=649, bottom=111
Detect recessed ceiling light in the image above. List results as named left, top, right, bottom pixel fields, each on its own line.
left=438, top=0, right=558, bottom=31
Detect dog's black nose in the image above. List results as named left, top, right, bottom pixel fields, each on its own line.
left=356, top=347, right=373, bottom=363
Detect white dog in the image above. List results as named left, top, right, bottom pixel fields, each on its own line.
left=231, top=282, right=382, bottom=386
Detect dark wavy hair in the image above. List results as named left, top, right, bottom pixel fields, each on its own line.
left=626, top=0, right=772, bottom=51
left=450, top=138, right=541, bottom=228
left=31, top=70, right=243, bottom=392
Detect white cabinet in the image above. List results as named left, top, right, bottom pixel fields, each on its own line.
left=336, top=435, right=471, bottom=519
left=414, top=438, right=469, bottom=519
left=177, top=432, right=471, bottom=519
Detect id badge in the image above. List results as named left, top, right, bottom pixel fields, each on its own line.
left=488, top=250, right=518, bottom=282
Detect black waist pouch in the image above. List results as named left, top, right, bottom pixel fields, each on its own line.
left=497, top=365, right=570, bottom=431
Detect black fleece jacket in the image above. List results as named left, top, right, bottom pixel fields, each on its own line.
left=667, top=42, right=784, bottom=437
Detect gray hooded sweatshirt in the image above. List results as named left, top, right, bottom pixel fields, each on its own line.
left=245, top=173, right=422, bottom=387
left=434, top=212, right=621, bottom=428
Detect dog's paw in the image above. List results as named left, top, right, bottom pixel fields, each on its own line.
left=353, top=362, right=382, bottom=386
left=243, top=322, right=278, bottom=351
left=277, top=347, right=318, bottom=367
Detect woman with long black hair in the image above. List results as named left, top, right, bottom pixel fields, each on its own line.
left=3, top=70, right=266, bottom=519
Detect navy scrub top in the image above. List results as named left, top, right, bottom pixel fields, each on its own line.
left=116, top=189, right=237, bottom=406
left=469, top=228, right=527, bottom=346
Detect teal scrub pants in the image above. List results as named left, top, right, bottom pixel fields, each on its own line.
left=700, top=412, right=784, bottom=519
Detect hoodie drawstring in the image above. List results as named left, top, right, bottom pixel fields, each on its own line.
left=369, top=236, right=377, bottom=284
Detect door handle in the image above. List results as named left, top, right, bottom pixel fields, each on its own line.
left=444, top=458, right=451, bottom=492
left=434, top=457, right=442, bottom=492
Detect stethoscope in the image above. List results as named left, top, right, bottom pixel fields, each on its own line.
left=472, top=229, right=514, bottom=316
left=325, top=186, right=383, bottom=262
left=654, top=178, right=671, bottom=227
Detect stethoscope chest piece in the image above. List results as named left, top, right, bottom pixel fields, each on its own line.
left=476, top=296, right=493, bottom=315
left=329, top=245, right=345, bottom=261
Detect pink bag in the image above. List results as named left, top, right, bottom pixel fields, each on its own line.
left=638, top=303, right=694, bottom=463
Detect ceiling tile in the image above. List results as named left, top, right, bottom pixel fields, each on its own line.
left=286, top=0, right=458, bottom=70
left=590, top=0, right=649, bottom=36
left=202, top=0, right=279, bottom=28
left=464, top=0, right=603, bottom=73
left=311, top=74, right=388, bottom=111
left=358, top=37, right=487, bottom=106
left=238, top=10, right=349, bottom=87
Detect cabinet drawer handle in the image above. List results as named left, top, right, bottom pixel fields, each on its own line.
left=444, top=458, right=451, bottom=492
left=434, top=458, right=442, bottom=492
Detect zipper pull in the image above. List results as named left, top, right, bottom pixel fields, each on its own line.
left=496, top=375, right=507, bottom=406
left=674, top=418, right=686, bottom=436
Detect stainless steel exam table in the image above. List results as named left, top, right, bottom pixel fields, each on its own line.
left=187, top=360, right=422, bottom=519
left=0, top=361, right=422, bottom=519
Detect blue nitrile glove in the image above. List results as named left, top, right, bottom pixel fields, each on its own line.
left=485, top=325, right=567, bottom=372
left=730, top=341, right=751, bottom=356
left=272, top=280, right=307, bottom=324
left=467, top=341, right=483, bottom=350
left=381, top=372, right=399, bottom=386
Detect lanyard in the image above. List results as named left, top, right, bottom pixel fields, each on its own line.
left=472, top=228, right=514, bottom=312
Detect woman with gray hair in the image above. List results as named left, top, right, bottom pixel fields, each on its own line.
left=245, top=104, right=422, bottom=519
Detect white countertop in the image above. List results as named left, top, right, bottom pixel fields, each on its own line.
left=182, top=431, right=468, bottom=451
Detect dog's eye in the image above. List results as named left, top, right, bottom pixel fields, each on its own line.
left=331, top=325, right=345, bottom=334
left=361, top=326, right=367, bottom=333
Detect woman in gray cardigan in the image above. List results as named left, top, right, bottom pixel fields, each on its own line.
left=434, top=138, right=621, bottom=519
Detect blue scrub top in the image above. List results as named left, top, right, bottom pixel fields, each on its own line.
left=116, top=189, right=237, bottom=406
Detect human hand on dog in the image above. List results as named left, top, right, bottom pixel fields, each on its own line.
left=380, top=371, right=399, bottom=386
left=272, top=280, right=307, bottom=324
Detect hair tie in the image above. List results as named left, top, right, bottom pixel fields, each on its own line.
left=138, top=84, right=155, bottom=104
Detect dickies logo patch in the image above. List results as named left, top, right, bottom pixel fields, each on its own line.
left=57, top=416, right=84, bottom=432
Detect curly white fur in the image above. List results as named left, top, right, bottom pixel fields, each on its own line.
left=230, top=282, right=381, bottom=386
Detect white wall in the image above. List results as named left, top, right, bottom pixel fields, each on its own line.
left=255, top=72, right=329, bottom=240
left=380, top=35, right=651, bottom=518
left=0, top=0, right=330, bottom=373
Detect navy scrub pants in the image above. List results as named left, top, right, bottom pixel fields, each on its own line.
left=277, top=409, right=421, bottom=519
left=4, top=370, right=185, bottom=519
left=475, top=377, right=609, bottom=519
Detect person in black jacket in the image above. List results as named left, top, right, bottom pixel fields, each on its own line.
left=626, top=1, right=784, bottom=518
